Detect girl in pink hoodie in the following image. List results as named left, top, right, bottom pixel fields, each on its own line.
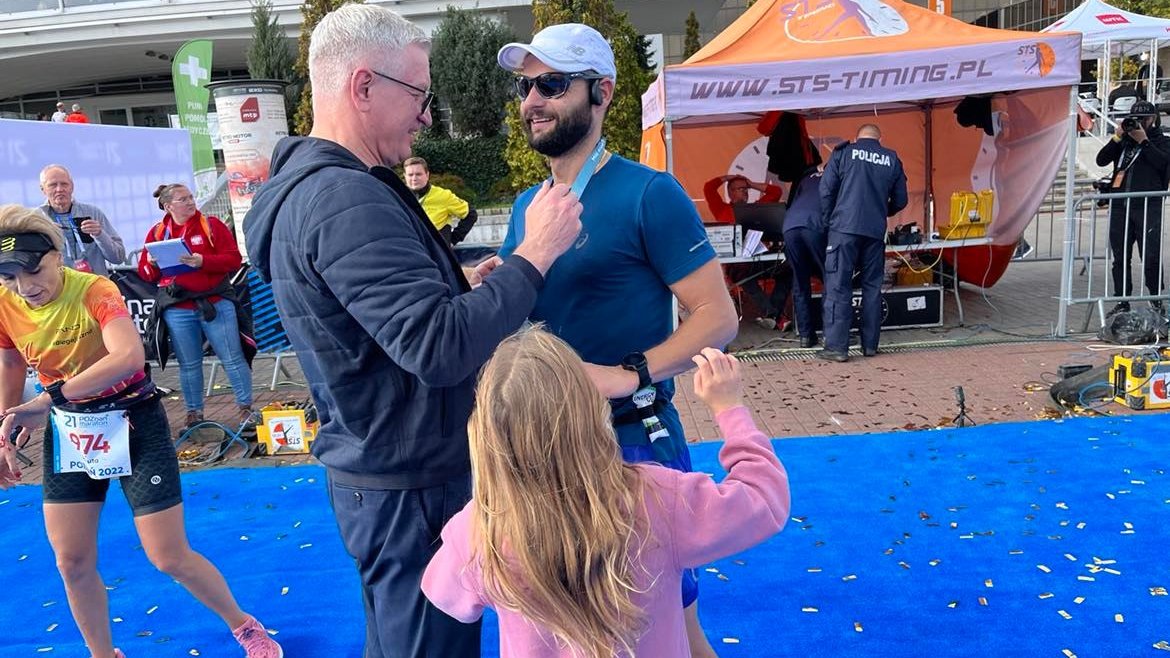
left=422, top=327, right=790, bottom=658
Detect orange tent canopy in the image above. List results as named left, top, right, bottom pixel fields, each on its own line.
left=640, top=0, right=1084, bottom=288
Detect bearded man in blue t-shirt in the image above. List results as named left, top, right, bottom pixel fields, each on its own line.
left=496, top=23, right=739, bottom=658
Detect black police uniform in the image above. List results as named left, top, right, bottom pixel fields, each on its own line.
left=819, top=137, right=908, bottom=356
left=782, top=167, right=827, bottom=344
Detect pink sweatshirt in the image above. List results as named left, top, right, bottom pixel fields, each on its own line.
left=422, top=405, right=790, bottom=657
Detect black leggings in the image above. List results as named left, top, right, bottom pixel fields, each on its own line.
left=41, top=397, right=183, bottom=516
left=1108, top=201, right=1164, bottom=298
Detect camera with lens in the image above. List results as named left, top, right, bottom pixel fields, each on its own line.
left=1122, top=116, right=1140, bottom=132
left=1094, top=175, right=1117, bottom=207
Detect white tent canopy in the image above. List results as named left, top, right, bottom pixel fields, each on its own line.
left=1043, top=0, right=1170, bottom=56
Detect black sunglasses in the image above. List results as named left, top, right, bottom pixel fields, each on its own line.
left=513, top=71, right=602, bottom=100
left=370, top=69, right=435, bottom=115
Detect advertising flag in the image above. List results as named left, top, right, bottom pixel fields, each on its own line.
left=172, top=40, right=217, bottom=204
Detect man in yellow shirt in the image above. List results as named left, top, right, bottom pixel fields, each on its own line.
left=404, top=157, right=479, bottom=246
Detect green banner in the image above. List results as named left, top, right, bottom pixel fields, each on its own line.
left=172, top=40, right=217, bottom=203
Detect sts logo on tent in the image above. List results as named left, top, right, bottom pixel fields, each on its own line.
left=1019, top=42, right=1057, bottom=77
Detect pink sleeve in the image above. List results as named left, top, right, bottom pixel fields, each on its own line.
left=664, top=405, right=790, bottom=569
left=421, top=504, right=487, bottom=623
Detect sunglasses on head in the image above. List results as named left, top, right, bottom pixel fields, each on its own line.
left=513, top=71, right=602, bottom=100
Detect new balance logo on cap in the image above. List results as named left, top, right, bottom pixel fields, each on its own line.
left=498, top=23, right=617, bottom=80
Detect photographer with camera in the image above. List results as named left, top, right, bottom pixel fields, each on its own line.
left=1095, top=100, right=1170, bottom=316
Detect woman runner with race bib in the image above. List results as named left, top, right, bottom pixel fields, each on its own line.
left=0, top=205, right=282, bottom=658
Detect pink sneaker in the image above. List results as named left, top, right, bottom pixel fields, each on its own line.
left=232, top=616, right=283, bottom=658
left=113, top=650, right=126, bottom=658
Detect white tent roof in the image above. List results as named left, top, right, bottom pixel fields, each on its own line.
left=1043, top=0, right=1170, bottom=54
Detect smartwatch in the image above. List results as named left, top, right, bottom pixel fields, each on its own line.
left=620, top=352, right=652, bottom=391
left=45, top=380, right=69, bottom=407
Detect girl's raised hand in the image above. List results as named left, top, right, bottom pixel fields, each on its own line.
left=691, top=348, right=743, bottom=415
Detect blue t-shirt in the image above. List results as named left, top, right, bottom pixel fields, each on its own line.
left=499, top=155, right=716, bottom=461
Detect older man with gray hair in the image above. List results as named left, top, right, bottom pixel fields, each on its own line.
left=38, top=164, right=126, bottom=276
left=244, top=5, right=582, bottom=657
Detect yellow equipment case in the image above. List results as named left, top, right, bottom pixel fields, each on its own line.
left=943, top=190, right=994, bottom=239
left=1110, top=351, right=1170, bottom=410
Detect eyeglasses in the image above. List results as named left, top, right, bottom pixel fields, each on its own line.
left=513, top=71, right=602, bottom=100
left=370, top=69, right=435, bottom=115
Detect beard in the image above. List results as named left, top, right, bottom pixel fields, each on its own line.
left=524, top=100, right=593, bottom=158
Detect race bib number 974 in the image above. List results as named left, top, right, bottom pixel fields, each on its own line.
left=51, top=408, right=132, bottom=480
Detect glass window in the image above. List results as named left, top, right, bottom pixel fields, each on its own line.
left=63, top=0, right=132, bottom=7
left=1, top=1, right=59, bottom=14
left=99, top=109, right=130, bottom=126
left=131, top=105, right=177, bottom=128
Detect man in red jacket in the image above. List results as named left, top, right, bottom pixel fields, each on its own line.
left=64, top=104, right=90, bottom=124
left=704, top=174, right=791, bottom=331
left=702, top=174, right=782, bottom=224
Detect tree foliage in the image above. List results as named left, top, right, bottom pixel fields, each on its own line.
left=412, top=134, right=510, bottom=204
left=247, top=0, right=299, bottom=131
left=1112, top=0, right=1170, bottom=17
left=683, top=11, right=702, bottom=59
left=430, top=8, right=516, bottom=137
left=293, top=0, right=364, bottom=136
left=504, top=0, right=655, bottom=192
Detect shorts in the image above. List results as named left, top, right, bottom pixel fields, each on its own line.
left=41, top=396, right=183, bottom=516
left=617, top=403, right=700, bottom=608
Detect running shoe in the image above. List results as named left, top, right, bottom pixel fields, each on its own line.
left=233, top=616, right=283, bottom=658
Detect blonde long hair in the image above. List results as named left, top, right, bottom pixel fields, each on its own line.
left=469, top=326, right=648, bottom=658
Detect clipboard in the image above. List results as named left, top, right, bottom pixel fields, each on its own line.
left=145, top=238, right=195, bottom=276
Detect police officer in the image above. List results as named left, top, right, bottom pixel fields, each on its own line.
left=783, top=163, right=827, bottom=348
left=817, top=124, right=908, bottom=362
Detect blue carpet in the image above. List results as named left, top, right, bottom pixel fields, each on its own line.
left=3, top=414, right=1168, bottom=657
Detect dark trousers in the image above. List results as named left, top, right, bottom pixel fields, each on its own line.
left=783, top=226, right=827, bottom=338
left=328, top=472, right=481, bottom=658
left=738, top=262, right=793, bottom=320
left=822, top=231, right=885, bottom=353
left=1108, top=201, right=1164, bottom=298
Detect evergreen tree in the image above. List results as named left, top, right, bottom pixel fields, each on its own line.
left=247, top=0, right=298, bottom=129
left=293, top=0, right=363, bottom=136
left=430, top=8, right=515, bottom=137
left=504, top=0, right=655, bottom=192
left=635, top=34, right=656, bottom=72
left=683, top=10, right=702, bottom=59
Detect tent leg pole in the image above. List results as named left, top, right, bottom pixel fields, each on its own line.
left=924, top=104, right=934, bottom=237
left=1057, top=87, right=1079, bottom=338
left=665, top=119, right=675, bottom=175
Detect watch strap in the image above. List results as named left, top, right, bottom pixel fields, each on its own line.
left=621, top=354, right=652, bottom=391
left=46, top=381, right=69, bottom=407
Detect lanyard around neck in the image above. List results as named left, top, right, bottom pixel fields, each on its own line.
left=568, top=137, right=607, bottom=199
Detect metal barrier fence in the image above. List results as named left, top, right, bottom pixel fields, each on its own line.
left=1057, top=189, right=1170, bottom=336
left=1016, top=175, right=1097, bottom=262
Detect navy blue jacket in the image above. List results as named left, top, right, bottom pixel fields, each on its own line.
left=784, top=168, right=824, bottom=232
left=245, top=137, right=543, bottom=488
left=820, top=138, right=908, bottom=240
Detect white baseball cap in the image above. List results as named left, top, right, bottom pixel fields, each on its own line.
left=498, top=23, right=616, bottom=80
